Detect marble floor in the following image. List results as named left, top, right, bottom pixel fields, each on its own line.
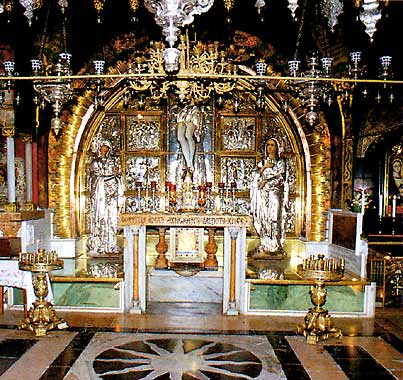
left=0, top=303, right=402, bottom=379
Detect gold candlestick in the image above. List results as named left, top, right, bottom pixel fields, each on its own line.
left=296, top=254, right=344, bottom=344
left=18, top=249, right=68, bottom=337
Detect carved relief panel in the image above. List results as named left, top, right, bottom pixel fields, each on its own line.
left=125, top=114, right=162, bottom=151
left=123, top=111, right=165, bottom=213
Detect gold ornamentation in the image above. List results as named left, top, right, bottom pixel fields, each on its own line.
left=129, top=0, right=140, bottom=12
left=127, top=35, right=236, bottom=103
left=93, top=0, right=105, bottom=13
left=2, top=126, right=15, bottom=137
left=204, top=228, right=218, bottom=269
left=223, top=0, right=235, bottom=12
left=155, top=227, right=169, bottom=269
left=4, top=202, right=18, bottom=212
left=22, top=201, right=35, bottom=211
left=4, top=0, right=12, bottom=13
left=19, top=134, right=33, bottom=144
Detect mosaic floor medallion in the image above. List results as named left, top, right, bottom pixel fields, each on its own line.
left=67, top=333, right=285, bottom=379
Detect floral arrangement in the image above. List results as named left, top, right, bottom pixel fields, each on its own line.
left=350, top=187, right=373, bottom=212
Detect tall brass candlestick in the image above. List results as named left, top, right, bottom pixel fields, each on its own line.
left=18, top=249, right=68, bottom=337
left=297, top=254, right=343, bottom=344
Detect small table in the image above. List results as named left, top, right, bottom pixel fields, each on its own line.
left=0, top=260, right=53, bottom=316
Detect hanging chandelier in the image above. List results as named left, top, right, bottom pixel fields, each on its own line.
left=144, top=0, right=214, bottom=72
left=288, top=54, right=334, bottom=126
left=31, top=53, right=73, bottom=136
left=0, top=0, right=399, bottom=135
left=117, top=34, right=237, bottom=105
left=29, top=0, right=72, bottom=136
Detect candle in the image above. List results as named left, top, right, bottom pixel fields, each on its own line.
left=392, top=195, right=397, bottom=218
left=361, top=189, right=365, bottom=214
left=379, top=194, right=383, bottom=217
left=6, top=136, right=16, bottom=203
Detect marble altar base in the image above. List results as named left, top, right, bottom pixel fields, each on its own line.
left=147, top=269, right=223, bottom=303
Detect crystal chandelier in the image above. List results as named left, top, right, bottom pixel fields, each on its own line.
left=31, top=53, right=73, bottom=136
left=0, top=0, right=43, bottom=26
left=30, top=1, right=73, bottom=136
left=287, top=0, right=299, bottom=19
left=288, top=54, right=333, bottom=126
left=358, top=0, right=383, bottom=42
left=348, top=51, right=395, bottom=103
left=144, top=0, right=214, bottom=72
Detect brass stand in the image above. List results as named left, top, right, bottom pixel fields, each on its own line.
left=297, top=280, right=342, bottom=344
left=297, top=254, right=344, bottom=344
left=18, top=252, right=68, bottom=337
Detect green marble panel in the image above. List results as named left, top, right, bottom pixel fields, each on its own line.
left=12, top=282, right=121, bottom=309
left=249, top=284, right=364, bottom=312
left=12, top=288, right=24, bottom=305
left=51, top=283, right=121, bottom=308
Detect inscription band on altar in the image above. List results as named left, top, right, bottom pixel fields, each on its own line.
left=120, top=213, right=252, bottom=229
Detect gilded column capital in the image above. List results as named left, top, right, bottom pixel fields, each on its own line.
left=2, top=126, right=15, bottom=138
left=20, top=133, right=33, bottom=144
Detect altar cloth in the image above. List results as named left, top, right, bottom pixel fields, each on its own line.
left=0, top=259, right=53, bottom=309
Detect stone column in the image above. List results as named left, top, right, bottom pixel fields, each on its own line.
left=2, top=126, right=17, bottom=212
left=21, top=134, right=35, bottom=210
left=229, top=229, right=238, bottom=307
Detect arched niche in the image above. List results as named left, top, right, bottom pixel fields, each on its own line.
left=48, top=68, right=331, bottom=248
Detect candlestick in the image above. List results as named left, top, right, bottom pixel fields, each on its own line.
left=360, top=189, right=365, bottom=214
left=392, top=195, right=397, bottom=218
left=25, top=139, right=33, bottom=203
left=378, top=194, right=383, bottom=217
left=6, top=135, right=16, bottom=203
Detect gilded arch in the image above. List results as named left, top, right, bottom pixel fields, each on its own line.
left=48, top=64, right=331, bottom=246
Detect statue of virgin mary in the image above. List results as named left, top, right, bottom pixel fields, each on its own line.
left=250, top=137, right=289, bottom=257
left=87, top=139, right=124, bottom=255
